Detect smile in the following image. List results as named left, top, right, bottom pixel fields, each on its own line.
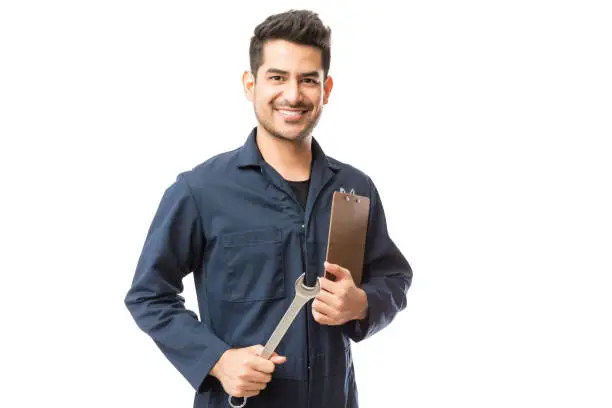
left=276, top=109, right=308, bottom=120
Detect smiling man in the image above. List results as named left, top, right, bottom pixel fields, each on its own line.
left=246, top=39, right=330, bottom=143
left=125, top=9, right=412, bottom=408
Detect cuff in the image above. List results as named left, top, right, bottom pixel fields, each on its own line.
left=189, top=336, right=232, bottom=393
left=345, top=284, right=379, bottom=342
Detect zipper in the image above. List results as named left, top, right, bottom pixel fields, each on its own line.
left=263, top=162, right=332, bottom=407
left=298, top=222, right=311, bottom=408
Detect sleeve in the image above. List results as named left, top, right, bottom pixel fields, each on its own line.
left=343, top=177, right=413, bottom=342
left=124, top=175, right=231, bottom=392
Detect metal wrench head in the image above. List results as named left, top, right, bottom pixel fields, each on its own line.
left=294, top=272, right=321, bottom=299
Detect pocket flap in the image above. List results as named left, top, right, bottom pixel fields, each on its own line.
left=222, top=228, right=282, bottom=247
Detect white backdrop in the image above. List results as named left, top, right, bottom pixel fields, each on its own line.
left=1, top=1, right=611, bottom=407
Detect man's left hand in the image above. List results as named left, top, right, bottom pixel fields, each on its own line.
left=312, top=262, right=368, bottom=326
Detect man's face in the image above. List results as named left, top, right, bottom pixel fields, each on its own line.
left=243, top=39, right=333, bottom=142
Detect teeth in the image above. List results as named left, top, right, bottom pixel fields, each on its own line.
left=278, top=110, right=303, bottom=117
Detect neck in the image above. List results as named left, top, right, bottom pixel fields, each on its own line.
left=256, top=126, right=313, bottom=182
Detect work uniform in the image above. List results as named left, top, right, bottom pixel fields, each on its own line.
left=125, top=128, right=413, bottom=407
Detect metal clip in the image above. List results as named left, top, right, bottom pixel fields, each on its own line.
left=339, top=187, right=355, bottom=195
left=339, top=187, right=356, bottom=200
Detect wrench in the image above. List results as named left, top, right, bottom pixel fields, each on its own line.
left=228, top=273, right=320, bottom=408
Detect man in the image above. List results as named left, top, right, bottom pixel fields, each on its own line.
left=125, top=9, right=412, bottom=408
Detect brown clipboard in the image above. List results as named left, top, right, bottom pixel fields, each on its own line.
left=324, top=190, right=370, bottom=286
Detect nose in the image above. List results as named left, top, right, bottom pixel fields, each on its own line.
left=283, top=79, right=301, bottom=105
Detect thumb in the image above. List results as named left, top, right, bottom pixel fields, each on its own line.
left=247, top=344, right=265, bottom=355
left=270, top=352, right=286, bottom=364
left=324, top=262, right=352, bottom=281
left=270, top=355, right=286, bottom=364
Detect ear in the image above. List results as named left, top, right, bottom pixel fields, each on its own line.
left=242, top=70, right=255, bottom=102
left=323, top=75, right=334, bottom=105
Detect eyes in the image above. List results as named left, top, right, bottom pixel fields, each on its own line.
left=268, top=75, right=320, bottom=85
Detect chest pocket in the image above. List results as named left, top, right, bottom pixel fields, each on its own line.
left=221, top=227, right=286, bottom=302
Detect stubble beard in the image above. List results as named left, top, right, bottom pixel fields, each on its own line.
left=254, top=105, right=323, bottom=143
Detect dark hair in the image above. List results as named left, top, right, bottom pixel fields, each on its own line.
left=249, top=9, right=332, bottom=79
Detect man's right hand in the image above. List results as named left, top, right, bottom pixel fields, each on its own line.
left=210, top=345, right=286, bottom=398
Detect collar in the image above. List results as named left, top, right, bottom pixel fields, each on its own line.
left=236, top=127, right=340, bottom=172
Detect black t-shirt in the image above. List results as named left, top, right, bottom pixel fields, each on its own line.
left=287, top=179, right=310, bottom=209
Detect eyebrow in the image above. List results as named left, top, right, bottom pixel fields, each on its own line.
left=265, top=68, right=321, bottom=78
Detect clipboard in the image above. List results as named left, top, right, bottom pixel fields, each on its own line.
left=324, top=190, right=370, bottom=286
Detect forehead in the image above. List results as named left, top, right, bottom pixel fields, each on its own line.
left=259, top=39, right=323, bottom=74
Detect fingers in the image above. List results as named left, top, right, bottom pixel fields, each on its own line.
left=270, top=355, right=287, bottom=364
left=248, top=346, right=286, bottom=364
left=235, top=368, right=269, bottom=390
left=319, top=277, right=337, bottom=292
left=319, top=275, right=351, bottom=295
left=312, top=298, right=343, bottom=325
left=221, top=345, right=289, bottom=399
left=227, top=366, right=270, bottom=398
left=312, top=307, right=336, bottom=325
left=247, top=344, right=265, bottom=355
left=248, top=355, right=275, bottom=374
left=230, top=389, right=260, bottom=399
left=312, top=298, right=339, bottom=319
left=239, top=367, right=272, bottom=384
left=315, top=289, right=341, bottom=309
left=243, top=382, right=268, bottom=392
left=227, top=353, right=275, bottom=398
left=324, top=262, right=352, bottom=281
left=229, top=381, right=267, bottom=398
left=247, top=350, right=286, bottom=374
left=245, top=352, right=285, bottom=387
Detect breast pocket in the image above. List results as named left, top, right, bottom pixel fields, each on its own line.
left=221, top=227, right=286, bottom=302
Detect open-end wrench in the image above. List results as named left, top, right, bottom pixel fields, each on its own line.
left=228, top=273, right=320, bottom=408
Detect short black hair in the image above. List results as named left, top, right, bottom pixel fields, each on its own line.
left=249, top=9, right=332, bottom=79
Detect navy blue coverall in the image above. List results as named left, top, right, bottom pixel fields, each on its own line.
left=124, top=128, right=413, bottom=407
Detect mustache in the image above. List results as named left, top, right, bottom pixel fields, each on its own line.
left=273, top=102, right=312, bottom=110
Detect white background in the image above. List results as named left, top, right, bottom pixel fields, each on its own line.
left=1, top=1, right=611, bottom=407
